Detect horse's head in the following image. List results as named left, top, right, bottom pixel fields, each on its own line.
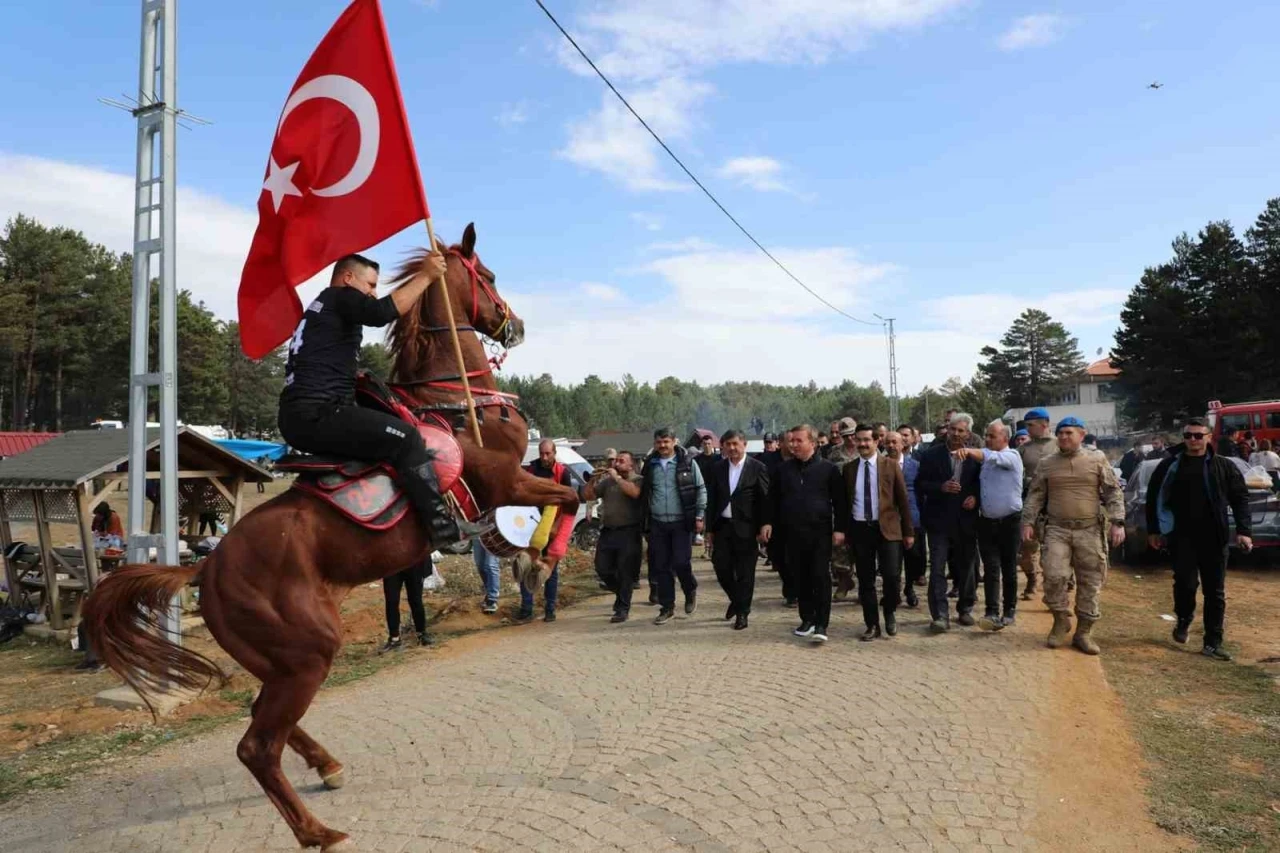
left=388, top=223, right=524, bottom=382
left=444, top=223, right=524, bottom=349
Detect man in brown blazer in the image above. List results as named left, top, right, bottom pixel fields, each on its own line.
left=841, top=423, right=915, bottom=640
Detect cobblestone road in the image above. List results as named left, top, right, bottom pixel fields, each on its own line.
left=8, top=564, right=1102, bottom=852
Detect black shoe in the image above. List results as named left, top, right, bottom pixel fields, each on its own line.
left=631, top=581, right=641, bottom=589
left=516, top=608, right=534, bottom=622
left=724, top=603, right=736, bottom=621
left=957, top=612, right=976, bottom=627
left=784, top=598, right=798, bottom=609
left=1202, top=645, right=1231, bottom=661
left=947, top=586, right=959, bottom=599
left=733, top=613, right=748, bottom=630
left=1172, top=620, right=1190, bottom=644
left=377, top=637, right=403, bottom=654
left=684, top=590, right=697, bottom=615
left=913, top=577, right=926, bottom=587
left=885, top=615, right=897, bottom=636
left=654, top=609, right=674, bottom=625
left=74, top=658, right=106, bottom=673
left=904, top=592, right=919, bottom=608
left=648, top=591, right=659, bottom=606
left=860, top=625, right=881, bottom=642
left=544, top=611, right=557, bottom=623
left=793, top=622, right=815, bottom=638
left=610, top=611, right=629, bottom=623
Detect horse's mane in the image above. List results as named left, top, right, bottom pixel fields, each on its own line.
left=386, top=243, right=453, bottom=382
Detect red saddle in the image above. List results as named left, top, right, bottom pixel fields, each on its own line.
left=277, top=378, right=471, bottom=531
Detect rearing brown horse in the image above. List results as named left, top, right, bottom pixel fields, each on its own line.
left=83, top=224, right=579, bottom=852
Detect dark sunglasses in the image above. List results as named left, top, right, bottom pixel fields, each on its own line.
left=1183, top=432, right=1209, bottom=440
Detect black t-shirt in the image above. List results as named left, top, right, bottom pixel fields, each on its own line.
left=280, top=286, right=398, bottom=407
left=1171, top=454, right=1211, bottom=529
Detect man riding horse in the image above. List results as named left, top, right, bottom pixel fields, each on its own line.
left=277, top=250, right=481, bottom=545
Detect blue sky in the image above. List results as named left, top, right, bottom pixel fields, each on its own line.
left=2, top=0, right=1278, bottom=394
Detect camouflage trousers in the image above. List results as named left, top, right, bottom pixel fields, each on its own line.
left=1041, top=524, right=1108, bottom=619
left=1018, top=536, right=1041, bottom=582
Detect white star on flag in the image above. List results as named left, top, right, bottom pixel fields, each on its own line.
left=262, top=158, right=303, bottom=213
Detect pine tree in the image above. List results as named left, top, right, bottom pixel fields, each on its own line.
left=977, top=309, right=1084, bottom=408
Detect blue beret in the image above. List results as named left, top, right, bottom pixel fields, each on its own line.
left=1055, top=415, right=1086, bottom=432
left=1014, top=428, right=1029, bottom=438
left=1025, top=408, right=1050, bottom=421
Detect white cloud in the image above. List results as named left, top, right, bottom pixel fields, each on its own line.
left=559, top=77, right=711, bottom=191
left=581, top=282, right=625, bottom=301
left=918, top=288, right=1128, bottom=337
left=997, top=13, right=1067, bottom=51
left=0, top=152, right=330, bottom=323
left=496, top=101, right=531, bottom=128
left=630, top=212, right=663, bottom=231
left=554, top=0, right=965, bottom=189
left=717, top=156, right=788, bottom=192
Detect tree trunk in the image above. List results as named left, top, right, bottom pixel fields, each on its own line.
left=54, top=353, right=63, bottom=432
left=18, top=292, right=39, bottom=430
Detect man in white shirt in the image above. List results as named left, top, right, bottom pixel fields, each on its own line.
left=706, top=430, right=771, bottom=630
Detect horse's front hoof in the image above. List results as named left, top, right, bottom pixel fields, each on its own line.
left=320, top=767, right=345, bottom=790
left=321, top=833, right=355, bottom=852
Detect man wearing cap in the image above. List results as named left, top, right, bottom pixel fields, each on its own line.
left=1017, top=408, right=1055, bottom=600
left=1021, top=416, right=1125, bottom=654
left=1014, top=429, right=1030, bottom=449
left=825, top=417, right=861, bottom=600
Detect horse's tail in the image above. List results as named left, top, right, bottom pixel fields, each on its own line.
left=81, top=563, right=227, bottom=715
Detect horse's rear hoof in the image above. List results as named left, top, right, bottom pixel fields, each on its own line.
left=320, top=767, right=345, bottom=790
left=321, top=834, right=355, bottom=852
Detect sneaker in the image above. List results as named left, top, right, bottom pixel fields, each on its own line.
left=1001, top=613, right=1017, bottom=628
left=516, top=609, right=534, bottom=623
left=978, top=614, right=1004, bottom=632
left=956, top=612, right=976, bottom=627
left=654, top=609, right=675, bottom=625
left=544, top=611, right=557, bottom=623
left=1202, top=645, right=1232, bottom=661
left=904, top=592, right=919, bottom=609
left=610, top=611, right=629, bottom=624
left=793, top=622, right=815, bottom=638
left=684, top=590, right=697, bottom=615
left=377, top=637, right=403, bottom=654
left=74, top=658, right=106, bottom=673
left=1172, top=620, right=1190, bottom=644
left=810, top=630, right=829, bottom=644
left=416, top=631, right=433, bottom=647
left=929, top=619, right=949, bottom=633
left=647, top=591, right=659, bottom=606
left=481, top=600, right=498, bottom=615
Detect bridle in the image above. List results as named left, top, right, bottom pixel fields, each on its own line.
left=394, top=246, right=520, bottom=393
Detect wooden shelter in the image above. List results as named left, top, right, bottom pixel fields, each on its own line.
left=0, top=427, right=272, bottom=631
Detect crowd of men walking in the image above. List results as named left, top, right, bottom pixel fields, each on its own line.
left=382, top=415, right=1253, bottom=663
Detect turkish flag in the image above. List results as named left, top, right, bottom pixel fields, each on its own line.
left=237, top=0, right=428, bottom=358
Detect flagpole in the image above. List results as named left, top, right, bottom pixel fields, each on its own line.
left=424, top=217, right=484, bottom=448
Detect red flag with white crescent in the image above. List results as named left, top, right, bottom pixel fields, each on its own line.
left=237, top=0, right=428, bottom=358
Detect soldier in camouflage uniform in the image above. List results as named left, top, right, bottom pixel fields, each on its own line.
left=826, top=417, right=860, bottom=600
left=1021, top=416, right=1126, bottom=655
left=1016, top=408, right=1055, bottom=600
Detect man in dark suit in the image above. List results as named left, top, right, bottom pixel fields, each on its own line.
left=706, top=430, right=771, bottom=630
left=757, top=432, right=795, bottom=606
left=841, top=425, right=916, bottom=640
left=916, top=412, right=983, bottom=632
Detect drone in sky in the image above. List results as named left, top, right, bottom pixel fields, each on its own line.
left=1148, top=81, right=1163, bottom=89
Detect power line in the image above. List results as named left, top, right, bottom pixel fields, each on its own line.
left=533, top=0, right=881, bottom=328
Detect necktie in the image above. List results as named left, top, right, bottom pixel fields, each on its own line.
left=863, top=459, right=872, bottom=522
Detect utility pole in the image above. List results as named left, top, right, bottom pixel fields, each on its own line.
left=126, top=0, right=181, bottom=642
left=875, top=315, right=900, bottom=428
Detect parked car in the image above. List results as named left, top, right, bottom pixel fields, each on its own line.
left=1119, top=457, right=1280, bottom=562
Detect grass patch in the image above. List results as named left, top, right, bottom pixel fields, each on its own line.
left=0, top=712, right=240, bottom=804
left=1101, top=596, right=1280, bottom=850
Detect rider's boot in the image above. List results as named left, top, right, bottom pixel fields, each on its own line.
left=399, top=458, right=484, bottom=547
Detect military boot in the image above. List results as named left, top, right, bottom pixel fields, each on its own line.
left=1072, top=616, right=1100, bottom=655
left=400, top=460, right=484, bottom=547
left=1046, top=611, right=1073, bottom=649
